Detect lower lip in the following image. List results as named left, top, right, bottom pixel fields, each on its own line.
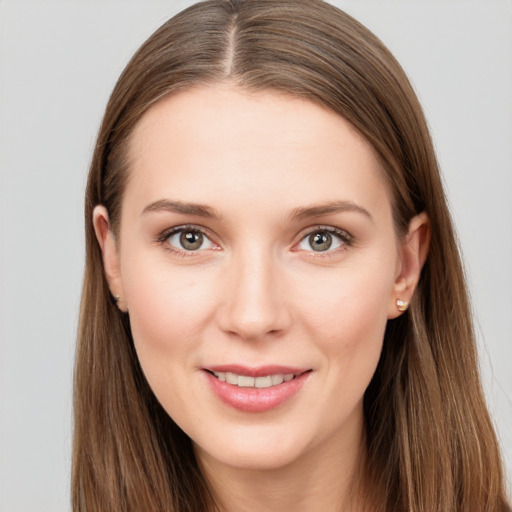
left=204, top=371, right=310, bottom=413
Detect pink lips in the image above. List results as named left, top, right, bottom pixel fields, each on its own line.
left=203, top=365, right=311, bottom=413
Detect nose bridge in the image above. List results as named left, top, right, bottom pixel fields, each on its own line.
left=218, top=242, right=290, bottom=340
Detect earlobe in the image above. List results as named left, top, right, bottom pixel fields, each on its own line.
left=388, top=212, right=430, bottom=319
left=92, top=205, right=127, bottom=312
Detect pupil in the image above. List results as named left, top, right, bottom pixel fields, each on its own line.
left=310, top=232, right=332, bottom=252
left=180, top=231, right=203, bottom=250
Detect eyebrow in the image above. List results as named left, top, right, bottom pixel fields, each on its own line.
left=289, top=200, right=374, bottom=223
left=141, top=199, right=221, bottom=219
left=141, top=198, right=373, bottom=223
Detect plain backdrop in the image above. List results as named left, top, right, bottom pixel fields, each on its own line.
left=0, top=1, right=511, bottom=510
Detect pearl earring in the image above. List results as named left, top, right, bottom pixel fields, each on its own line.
left=396, top=299, right=408, bottom=312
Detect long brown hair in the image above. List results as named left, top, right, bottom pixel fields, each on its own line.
left=73, top=1, right=510, bottom=510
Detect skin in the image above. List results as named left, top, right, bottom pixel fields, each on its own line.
left=94, top=84, right=429, bottom=512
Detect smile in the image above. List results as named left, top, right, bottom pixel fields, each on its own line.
left=210, top=371, right=296, bottom=388
left=204, top=366, right=312, bottom=412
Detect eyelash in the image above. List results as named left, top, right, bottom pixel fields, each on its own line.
left=156, top=225, right=217, bottom=257
left=156, top=224, right=354, bottom=256
left=295, top=225, right=353, bottom=256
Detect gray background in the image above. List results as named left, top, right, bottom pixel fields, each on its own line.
left=0, top=1, right=510, bottom=510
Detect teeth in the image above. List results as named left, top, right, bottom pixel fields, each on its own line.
left=238, top=375, right=255, bottom=387
left=255, top=376, right=272, bottom=388
left=212, top=371, right=296, bottom=388
left=226, top=372, right=238, bottom=385
left=271, top=374, right=284, bottom=385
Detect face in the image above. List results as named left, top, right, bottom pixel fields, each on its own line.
left=96, top=84, right=423, bottom=473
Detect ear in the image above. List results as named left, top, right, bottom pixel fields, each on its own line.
left=93, top=205, right=127, bottom=312
left=388, top=212, right=430, bottom=319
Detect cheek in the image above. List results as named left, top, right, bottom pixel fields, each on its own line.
left=295, top=258, right=394, bottom=376
left=121, top=253, right=218, bottom=368
left=120, top=256, right=223, bottom=424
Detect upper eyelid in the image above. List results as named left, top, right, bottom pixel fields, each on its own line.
left=296, top=224, right=352, bottom=240
left=158, top=224, right=214, bottom=241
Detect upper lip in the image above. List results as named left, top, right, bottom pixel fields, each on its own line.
left=204, top=365, right=310, bottom=377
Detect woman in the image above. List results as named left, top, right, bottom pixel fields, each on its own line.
left=73, top=0, right=511, bottom=510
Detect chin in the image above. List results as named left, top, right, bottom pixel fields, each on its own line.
left=192, top=423, right=313, bottom=471
left=197, top=445, right=305, bottom=472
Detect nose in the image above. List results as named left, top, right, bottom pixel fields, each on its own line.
left=216, top=247, right=292, bottom=341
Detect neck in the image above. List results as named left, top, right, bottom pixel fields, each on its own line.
left=196, top=411, right=371, bottom=512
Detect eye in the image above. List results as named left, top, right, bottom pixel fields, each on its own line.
left=164, top=227, right=216, bottom=252
left=297, top=227, right=351, bottom=253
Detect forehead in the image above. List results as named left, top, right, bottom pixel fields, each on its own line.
left=125, top=84, right=392, bottom=219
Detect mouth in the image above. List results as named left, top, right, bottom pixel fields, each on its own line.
left=203, top=366, right=312, bottom=412
left=205, top=370, right=300, bottom=388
